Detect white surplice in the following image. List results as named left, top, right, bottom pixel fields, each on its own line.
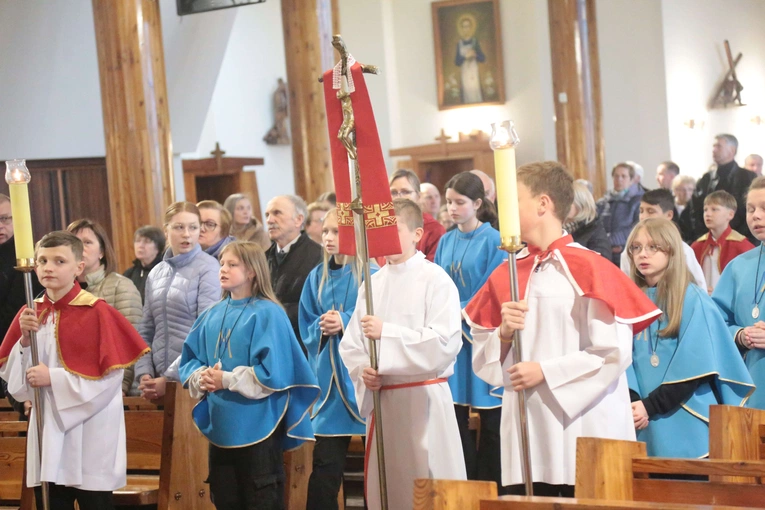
left=0, top=315, right=126, bottom=491
left=469, top=254, right=636, bottom=487
left=339, top=251, right=466, bottom=510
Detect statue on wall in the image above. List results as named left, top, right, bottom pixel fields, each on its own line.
left=263, top=78, right=290, bottom=145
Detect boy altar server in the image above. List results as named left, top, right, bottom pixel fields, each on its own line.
left=0, top=232, right=149, bottom=509
left=464, top=162, right=661, bottom=496
left=340, top=199, right=466, bottom=510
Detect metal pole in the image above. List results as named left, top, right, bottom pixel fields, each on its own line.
left=507, top=249, right=533, bottom=496
left=349, top=157, right=389, bottom=509
left=19, top=268, right=50, bottom=510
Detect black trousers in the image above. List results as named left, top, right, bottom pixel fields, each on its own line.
left=455, top=405, right=503, bottom=487
left=506, top=483, right=575, bottom=498
left=306, top=435, right=352, bottom=510
left=454, top=405, right=477, bottom=478
left=208, top=432, right=285, bottom=510
left=34, top=484, right=113, bottom=510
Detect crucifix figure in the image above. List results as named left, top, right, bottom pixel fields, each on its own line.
left=435, top=128, right=452, bottom=150
left=711, top=40, right=745, bottom=108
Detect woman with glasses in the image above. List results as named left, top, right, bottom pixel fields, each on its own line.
left=389, top=169, right=445, bottom=261
left=625, top=218, right=752, bottom=457
left=135, top=202, right=221, bottom=400
left=198, top=200, right=235, bottom=259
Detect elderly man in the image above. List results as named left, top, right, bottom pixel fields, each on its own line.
left=691, top=134, right=755, bottom=242
left=656, top=161, right=680, bottom=190
left=745, top=154, right=763, bottom=177
left=264, top=195, right=322, bottom=354
left=419, top=182, right=442, bottom=219
left=470, top=169, right=496, bottom=203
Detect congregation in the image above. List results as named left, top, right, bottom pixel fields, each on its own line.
left=0, top=133, right=764, bottom=510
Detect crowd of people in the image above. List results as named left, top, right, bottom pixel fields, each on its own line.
left=0, top=133, right=763, bottom=509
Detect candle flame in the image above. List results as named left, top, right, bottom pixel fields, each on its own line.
left=490, top=120, right=520, bottom=151
left=5, top=159, right=31, bottom=184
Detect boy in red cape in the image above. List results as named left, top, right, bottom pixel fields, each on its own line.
left=691, top=190, right=755, bottom=294
left=0, top=231, right=148, bottom=510
left=463, top=162, right=661, bottom=497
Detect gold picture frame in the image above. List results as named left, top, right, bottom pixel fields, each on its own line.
left=432, top=0, right=506, bottom=110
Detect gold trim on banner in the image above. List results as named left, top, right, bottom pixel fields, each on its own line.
left=337, top=202, right=354, bottom=226
left=363, top=202, right=396, bottom=229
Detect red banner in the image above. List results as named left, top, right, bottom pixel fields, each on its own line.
left=323, top=62, right=401, bottom=258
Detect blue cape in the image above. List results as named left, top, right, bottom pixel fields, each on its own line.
left=180, top=297, right=319, bottom=450
left=629, top=285, right=754, bottom=457
left=435, top=223, right=506, bottom=408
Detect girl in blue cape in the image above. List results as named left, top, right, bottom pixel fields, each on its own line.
left=713, top=177, right=765, bottom=408
left=180, top=241, right=319, bottom=510
left=434, top=172, right=506, bottom=481
left=625, top=218, right=753, bottom=458
left=299, top=209, right=374, bottom=510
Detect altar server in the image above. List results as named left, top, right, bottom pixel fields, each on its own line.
left=713, top=176, right=765, bottom=408
left=0, top=231, right=148, bottom=510
left=339, top=199, right=466, bottom=510
left=179, top=241, right=319, bottom=510
left=626, top=218, right=753, bottom=457
left=465, top=161, right=661, bottom=496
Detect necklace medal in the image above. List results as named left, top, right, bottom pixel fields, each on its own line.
left=754, top=306, right=761, bottom=320
left=650, top=353, right=660, bottom=368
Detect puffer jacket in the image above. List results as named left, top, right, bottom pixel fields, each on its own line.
left=596, top=183, right=643, bottom=263
left=134, top=244, right=221, bottom=381
left=85, top=267, right=144, bottom=394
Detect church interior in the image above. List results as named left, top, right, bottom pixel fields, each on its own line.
left=1, top=0, right=765, bottom=509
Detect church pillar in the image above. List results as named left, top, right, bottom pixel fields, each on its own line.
left=281, top=0, right=335, bottom=202
left=92, top=0, right=174, bottom=268
left=548, top=0, right=606, bottom=198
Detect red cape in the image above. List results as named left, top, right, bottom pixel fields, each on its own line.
left=417, top=213, right=446, bottom=262
left=464, top=235, right=661, bottom=335
left=691, top=225, right=755, bottom=273
left=0, top=282, right=149, bottom=379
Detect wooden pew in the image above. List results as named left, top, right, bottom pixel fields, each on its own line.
left=0, top=420, right=33, bottom=510
left=116, top=382, right=214, bottom=509
left=708, top=405, right=765, bottom=482
left=412, top=479, right=497, bottom=510
left=481, top=496, right=765, bottom=510
left=576, top=437, right=765, bottom=507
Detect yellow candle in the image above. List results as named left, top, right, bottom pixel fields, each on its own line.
left=8, top=182, right=34, bottom=261
left=494, top=147, right=521, bottom=239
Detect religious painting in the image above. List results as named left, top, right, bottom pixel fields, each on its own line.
left=176, top=0, right=266, bottom=16
left=432, top=0, right=505, bottom=110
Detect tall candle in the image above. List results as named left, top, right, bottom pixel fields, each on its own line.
left=5, top=160, right=35, bottom=261
left=490, top=121, right=521, bottom=241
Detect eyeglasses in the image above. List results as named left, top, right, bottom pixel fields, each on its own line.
left=200, top=221, right=218, bottom=231
left=628, top=243, right=666, bottom=255
left=170, top=223, right=199, bottom=233
left=0, top=216, right=11, bottom=225
left=390, top=189, right=414, bottom=198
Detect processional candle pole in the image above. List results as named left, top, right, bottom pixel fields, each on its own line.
left=489, top=121, right=534, bottom=496
left=5, top=159, right=50, bottom=510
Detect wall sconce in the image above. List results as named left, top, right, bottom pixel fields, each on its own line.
left=684, top=119, right=705, bottom=130
left=752, top=115, right=763, bottom=125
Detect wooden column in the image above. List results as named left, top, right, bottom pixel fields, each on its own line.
left=281, top=0, right=335, bottom=202
left=92, top=0, right=174, bottom=268
left=548, top=0, right=606, bottom=198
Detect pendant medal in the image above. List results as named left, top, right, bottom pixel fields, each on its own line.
left=650, top=353, right=660, bottom=367
left=754, top=306, right=761, bottom=320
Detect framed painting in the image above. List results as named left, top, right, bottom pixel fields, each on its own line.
left=432, top=0, right=505, bottom=110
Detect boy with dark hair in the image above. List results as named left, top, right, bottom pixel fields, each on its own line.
left=340, top=199, right=465, bottom=510
left=619, top=189, right=706, bottom=288
left=0, top=231, right=148, bottom=510
left=465, top=161, right=660, bottom=496
left=692, top=190, right=755, bottom=294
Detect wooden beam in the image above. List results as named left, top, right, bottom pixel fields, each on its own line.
left=548, top=0, right=606, bottom=198
left=92, top=0, right=174, bottom=269
left=281, top=0, right=334, bottom=202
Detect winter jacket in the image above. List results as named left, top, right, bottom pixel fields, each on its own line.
left=123, top=252, right=163, bottom=303
left=569, top=218, right=611, bottom=259
left=596, top=183, right=643, bottom=263
left=84, top=267, right=144, bottom=394
left=204, top=235, right=235, bottom=260
left=231, top=218, right=271, bottom=251
left=134, top=245, right=221, bottom=381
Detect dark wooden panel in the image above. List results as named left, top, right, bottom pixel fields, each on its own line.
left=63, top=164, right=113, bottom=240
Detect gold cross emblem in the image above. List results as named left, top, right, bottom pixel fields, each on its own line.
left=364, top=202, right=396, bottom=229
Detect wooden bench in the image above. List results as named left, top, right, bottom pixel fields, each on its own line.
left=481, top=495, right=765, bottom=510
left=708, top=404, right=765, bottom=482
left=0, top=420, right=33, bottom=510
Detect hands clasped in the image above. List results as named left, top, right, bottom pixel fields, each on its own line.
left=200, top=362, right=225, bottom=392
left=320, top=310, right=343, bottom=336
left=740, top=322, right=765, bottom=350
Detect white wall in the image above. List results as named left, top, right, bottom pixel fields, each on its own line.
left=596, top=0, right=671, bottom=191
left=661, top=0, right=765, bottom=180
left=0, top=0, right=104, bottom=159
